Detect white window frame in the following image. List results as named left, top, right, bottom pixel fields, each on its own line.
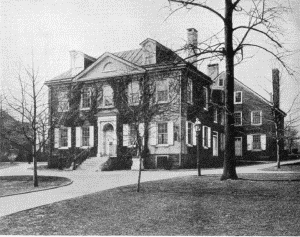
left=213, top=108, right=218, bottom=123
left=251, top=110, right=262, bottom=125
left=234, top=91, right=242, bottom=104
left=156, top=79, right=169, bottom=104
left=252, top=134, right=262, bottom=150
left=81, top=127, right=90, bottom=147
left=187, top=78, right=193, bottom=104
left=203, top=86, right=208, bottom=110
left=81, top=88, right=91, bottom=110
left=55, top=127, right=71, bottom=150
left=76, top=126, right=94, bottom=149
left=59, top=128, right=68, bottom=148
left=57, top=90, right=69, bottom=112
left=157, top=122, right=168, bottom=145
left=234, top=111, right=243, bottom=126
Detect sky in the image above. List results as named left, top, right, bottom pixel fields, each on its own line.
left=1, top=0, right=300, bottom=127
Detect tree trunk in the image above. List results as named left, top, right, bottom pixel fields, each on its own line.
left=221, top=0, right=238, bottom=180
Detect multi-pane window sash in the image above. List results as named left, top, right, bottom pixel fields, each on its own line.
left=129, top=93, right=139, bottom=104
left=219, top=78, right=224, bottom=86
left=252, top=111, right=261, bottom=125
left=58, top=91, right=69, bottom=112
left=253, top=135, right=261, bottom=149
left=158, top=123, right=168, bottom=144
left=234, top=91, right=242, bottom=104
left=82, top=88, right=91, bottom=108
left=234, top=112, right=242, bottom=125
left=157, top=80, right=168, bottom=103
left=60, top=128, right=68, bottom=147
left=82, top=127, right=90, bottom=146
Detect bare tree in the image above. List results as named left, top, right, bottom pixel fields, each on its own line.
left=2, top=60, right=49, bottom=187
left=167, top=0, right=293, bottom=180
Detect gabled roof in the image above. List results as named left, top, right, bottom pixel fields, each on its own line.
left=213, top=71, right=286, bottom=116
left=113, top=48, right=143, bottom=66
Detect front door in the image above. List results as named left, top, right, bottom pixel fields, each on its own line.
left=235, top=137, right=242, bottom=157
left=102, top=123, right=115, bottom=156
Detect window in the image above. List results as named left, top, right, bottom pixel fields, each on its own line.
left=253, top=135, right=261, bottom=150
left=129, top=125, right=137, bottom=146
left=203, top=86, right=208, bottom=110
left=214, top=108, right=218, bottom=123
left=187, top=122, right=193, bottom=145
left=234, top=112, right=242, bottom=126
left=251, top=111, right=262, bottom=125
left=212, top=132, right=218, bottom=156
left=156, top=80, right=168, bottom=103
left=98, top=85, right=114, bottom=107
left=128, top=81, right=140, bottom=105
left=187, top=78, right=193, bottom=104
left=158, top=122, right=168, bottom=144
left=58, top=91, right=69, bottom=112
left=219, top=78, right=224, bottom=86
left=82, top=127, right=90, bottom=147
left=81, top=88, right=91, bottom=109
left=60, top=128, right=68, bottom=147
left=234, top=91, right=242, bottom=104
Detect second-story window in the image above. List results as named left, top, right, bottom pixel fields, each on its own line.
left=234, top=112, right=242, bottom=126
left=203, top=86, right=208, bottom=110
left=187, top=78, right=193, bottom=104
left=234, top=91, right=242, bottom=104
left=156, top=79, right=168, bottom=103
left=128, top=81, right=140, bottom=105
left=81, top=88, right=91, bottom=109
left=220, top=111, right=225, bottom=125
left=57, top=91, right=69, bottom=112
left=251, top=111, right=262, bottom=125
left=103, top=85, right=114, bottom=107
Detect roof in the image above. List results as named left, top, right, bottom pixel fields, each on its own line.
left=213, top=71, right=286, bottom=116
left=113, top=48, right=143, bottom=66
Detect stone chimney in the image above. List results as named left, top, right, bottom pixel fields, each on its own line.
left=207, top=63, right=219, bottom=81
left=272, top=68, right=280, bottom=108
left=187, top=28, right=198, bottom=66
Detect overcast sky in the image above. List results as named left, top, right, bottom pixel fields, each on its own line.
left=1, top=0, right=299, bottom=124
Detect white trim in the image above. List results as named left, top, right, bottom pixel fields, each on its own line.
left=203, top=86, right=209, bottom=110
left=234, top=111, right=243, bottom=126
left=251, top=110, right=262, bottom=125
left=213, top=108, right=218, bottom=123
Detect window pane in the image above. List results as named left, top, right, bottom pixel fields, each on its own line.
left=82, top=89, right=90, bottom=108
left=253, top=135, right=261, bottom=149
left=158, top=123, right=168, bottom=144
left=60, top=128, right=68, bottom=147
left=82, top=127, right=90, bottom=146
left=234, top=112, right=242, bottom=125
left=252, top=111, right=261, bottom=124
left=235, top=92, right=242, bottom=103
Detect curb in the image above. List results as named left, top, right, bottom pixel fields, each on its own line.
left=0, top=179, right=73, bottom=198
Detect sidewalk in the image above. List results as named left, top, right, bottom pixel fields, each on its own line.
left=0, top=159, right=299, bottom=218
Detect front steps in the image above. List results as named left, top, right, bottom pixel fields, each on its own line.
left=77, top=156, right=109, bottom=172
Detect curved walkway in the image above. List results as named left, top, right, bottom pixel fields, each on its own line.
left=0, top=159, right=299, bottom=218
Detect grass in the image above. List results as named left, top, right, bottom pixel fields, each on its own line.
left=0, top=172, right=299, bottom=235
left=263, top=161, right=300, bottom=172
left=0, top=176, right=71, bottom=197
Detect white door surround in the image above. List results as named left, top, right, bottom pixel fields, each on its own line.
left=97, top=116, right=117, bottom=157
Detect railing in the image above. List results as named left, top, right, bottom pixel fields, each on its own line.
left=72, top=148, right=90, bottom=170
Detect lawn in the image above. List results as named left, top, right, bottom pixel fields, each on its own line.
left=0, top=173, right=299, bottom=235
left=0, top=176, right=71, bottom=197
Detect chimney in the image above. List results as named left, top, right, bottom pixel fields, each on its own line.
left=207, top=63, right=219, bottom=81
left=187, top=28, right=198, bottom=66
left=272, top=68, right=280, bottom=108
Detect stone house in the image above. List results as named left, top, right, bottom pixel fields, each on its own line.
left=45, top=28, right=225, bottom=169
left=210, top=65, right=286, bottom=161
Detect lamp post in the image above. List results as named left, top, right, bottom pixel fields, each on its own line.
left=194, top=118, right=201, bottom=176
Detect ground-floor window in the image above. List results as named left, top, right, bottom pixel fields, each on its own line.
left=82, top=127, right=90, bottom=146
left=253, top=134, right=261, bottom=150
left=158, top=122, right=168, bottom=144
left=60, top=128, right=68, bottom=147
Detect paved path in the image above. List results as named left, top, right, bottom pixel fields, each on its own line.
left=0, top=159, right=299, bottom=217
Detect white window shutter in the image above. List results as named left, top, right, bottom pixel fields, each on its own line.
left=247, top=135, right=253, bottom=150
left=67, top=127, right=72, bottom=148
left=261, top=134, right=266, bottom=150
left=139, top=123, right=145, bottom=146
left=89, top=126, right=94, bottom=147
left=54, top=128, right=59, bottom=148
left=202, top=126, right=205, bottom=147
left=168, top=121, right=174, bottom=145
left=192, top=123, right=197, bottom=146
left=76, top=127, right=81, bottom=147
left=149, top=123, right=157, bottom=145
left=208, top=127, right=211, bottom=148
left=186, top=121, right=188, bottom=144
left=123, top=124, right=129, bottom=147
